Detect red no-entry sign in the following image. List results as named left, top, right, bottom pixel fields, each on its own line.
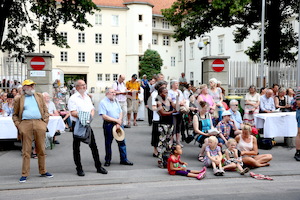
left=30, top=57, right=45, bottom=70
left=212, top=59, right=225, bottom=72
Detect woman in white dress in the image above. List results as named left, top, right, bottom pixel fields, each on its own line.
left=243, top=85, right=260, bottom=125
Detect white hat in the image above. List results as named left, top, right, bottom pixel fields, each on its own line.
left=112, top=125, right=125, bottom=141
left=222, top=110, right=232, bottom=117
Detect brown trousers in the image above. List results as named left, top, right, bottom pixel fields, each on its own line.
left=18, top=119, right=47, bottom=176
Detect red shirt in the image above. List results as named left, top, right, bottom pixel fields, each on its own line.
left=167, top=155, right=181, bottom=175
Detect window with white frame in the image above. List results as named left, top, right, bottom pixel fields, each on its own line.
left=236, top=42, right=244, bottom=51
left=152, top=34, right=158, bottom=45
left=113, top=74, right=118, bottom=81
left=152, top=17, right=156, bottom=27
left=105, top=74, right=110, bottom=81
left=60, top=32, right=67, bottom=42
left=218, top=35, right=224, bottom=55
left=78, top=52, right=85, bottom=62
left=42, top=50, right=49, bottom=54
left=112, top=34, right=118, bottom=44
left=78, top=33, right=85, bottom=43
left=112, top=53, right=119, bottom=63
left=60, top=51, right=67, bottom=62
left=95, top=33, right=102, bottom=44
left=190, top=43, right=194, bottom=59
left=178, top=46, right=182, bottom=62
left=97, top=73, right=103, bottom=81
left=95, top=14, right=102, bottom=25
left=171, top=57, right=175, bottom=66
left=162, top=19, right=170, bottom=29
left=95, top=52, right=102, bottom=63
left=163, top=35, right=170, bottom=46
left=112, top=15, right=119, bottom=26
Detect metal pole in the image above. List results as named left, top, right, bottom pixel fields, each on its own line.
left=260, top=0, right=265, bottom=87
left=297, top=2, right=300, bottom=87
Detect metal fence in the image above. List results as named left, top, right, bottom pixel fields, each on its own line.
left=0, top=57, right=27, bottom=92
left=228, top=61, right=298, bottom=96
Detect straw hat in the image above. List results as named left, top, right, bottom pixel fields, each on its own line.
left=112, top=125, right=125, bottom=141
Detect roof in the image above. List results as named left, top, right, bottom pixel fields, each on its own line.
left=93, top=0, right=176, bottom=15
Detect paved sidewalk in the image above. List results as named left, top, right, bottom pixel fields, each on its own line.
left=0, top=111, right=300, bottom=191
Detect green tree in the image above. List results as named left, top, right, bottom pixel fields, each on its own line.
left=0, top=0, right=98, bottom=58
left=139, top=49, right=163, bottom=78
left=162, top=0, right=299, bottom=62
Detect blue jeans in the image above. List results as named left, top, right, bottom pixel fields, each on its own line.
left=103, top=121, right=128, bottom=162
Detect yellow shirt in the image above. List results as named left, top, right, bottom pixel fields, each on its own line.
left=126, top=80, right=140, bottom=99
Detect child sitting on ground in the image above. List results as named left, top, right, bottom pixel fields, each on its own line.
left=168, top=144, right=206, bottom=180
left=204, top=136, right=225, bottom=176
left=223, top=138, right=250, bottom=175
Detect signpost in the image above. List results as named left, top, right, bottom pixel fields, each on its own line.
left=30, top=57, right=46, bottom=70
left=212, top=59, right=225, bottom=72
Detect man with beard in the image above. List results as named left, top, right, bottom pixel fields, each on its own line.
left=68, top=79, right=107, bottom=176
left=13, top=79, right=53, bottom=183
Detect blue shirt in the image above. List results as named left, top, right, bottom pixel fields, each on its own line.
left=98, top=97, right=122, bottom=119
left=229, top=109, right=242, bottom=129
left=260, top=95, right=275, bottom=112
left=22, top=95, right=42, bottom=120
left=2, top=103, right=14, bottom=116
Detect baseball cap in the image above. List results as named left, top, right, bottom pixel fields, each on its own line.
left=132, top=74, right=138, bottom=79
left=222, top=110, right=232, bottom=117
left=22, top=79, right=36, bottom=86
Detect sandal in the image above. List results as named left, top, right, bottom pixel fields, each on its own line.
left=31, top=153, right=38, bottom=159
left=240, top=167, right=250, bottom=175
left=133, top=122, right=138, bottom=126
left=198, top=155, right=204, bottom=162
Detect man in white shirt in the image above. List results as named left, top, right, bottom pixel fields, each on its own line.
left=68, top=79, right=107, bottom=176
left=112, top=75, right=129, bottom=128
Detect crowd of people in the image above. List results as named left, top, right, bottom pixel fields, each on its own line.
left=1, top=73, right=300, bottom=183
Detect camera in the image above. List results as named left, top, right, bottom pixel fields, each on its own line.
left=198, top=42, right=205, bottom=50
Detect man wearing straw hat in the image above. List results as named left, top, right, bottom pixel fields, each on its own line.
left=98, top=88, right=133, bottom=167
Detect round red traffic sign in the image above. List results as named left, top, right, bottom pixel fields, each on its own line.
left=212, top=59, right=225, bottom=72
left=30, top=57, right=45, bottom=70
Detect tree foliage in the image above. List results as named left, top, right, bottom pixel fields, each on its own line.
left=0, top=0, right=98, bottom=58
left=162, top=0, right=299, bottom=62
left=139, top=49, right=163, bottom=78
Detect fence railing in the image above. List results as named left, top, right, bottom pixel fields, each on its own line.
left=228, top=61, right=298, bottom=96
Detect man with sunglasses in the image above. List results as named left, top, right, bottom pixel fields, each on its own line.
left=228, top=99, right=243, bottom=136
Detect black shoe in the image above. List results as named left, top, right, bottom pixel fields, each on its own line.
left=120, top=160, right=133, bottom=165
left=77, top=170, right=85, bottom=176
left=97, top=167, right=108, bottom=174
left=104, top=161, right=110, bottom=167
left=152, top=153, right=158, bottom=158
left=54, top=131, right=61, bottom=136
left=54, top=140, right=60, bottom=144
left=294, top=152, right=300, bottom=161
left=124, top=125, right=131, bottom=128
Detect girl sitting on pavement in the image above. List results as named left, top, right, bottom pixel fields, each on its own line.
left=223, top=138, right=250, bottom=175
left=204, top=136, right=225, bottom=176
left=167, top=144, right=206, bottom=180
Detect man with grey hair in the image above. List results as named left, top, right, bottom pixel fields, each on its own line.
left=260, top=89, right=275, bottom=113
left=228, top=99, right=243, bottom=135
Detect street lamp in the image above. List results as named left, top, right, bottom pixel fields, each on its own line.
left=198, top=34, right=211, bottom=56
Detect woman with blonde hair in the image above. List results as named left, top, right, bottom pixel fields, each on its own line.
left=236, top=124, right=272, bottom=167
left=208, top=78, right=224, bottom=122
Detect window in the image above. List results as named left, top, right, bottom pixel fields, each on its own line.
left=78, top=33, right=85, bottom=43
left=112, top=34, right=118, bottom=44
left=138, top=15, right=143, bottom=22
left=42, top=50, right=49, bottom=54
left=95, top=52, right=102, bottom=63
left=190, top=43, right=194, bottom=59
left=171, top=57, right=175, bottom=66
left=218, top=35, right=224, bottom=54
left=190, top=72, right=194, bottom=79
left=152, top=34, right=158, bottom=45
left=162, top=19, right=170, bottom=29
left=95, top=14, right=102, bottom=25
left=178, top=46, right=182, bottom=62
left=105, top=74, right=110, bottom=81
left=112, top=15, right=119, bottom=26
left=60, top=32, right=67, bottom=42
left=60, top=51, right=67, bottom=62
left=78, top=52, right=85, bottom=62
left=95, top=33, right=102, bottom=44
left=112, top=53, right=119, bottom=63
left=97, top=73, right=103, bottom=81
left=152, top=17, right=156, bottom=27
left=113, top=74, right=118, bottom=81
left=44, top=34, right=49, bottom=42
left=163, top=35, right=170, bottom=46
left=139, top=35, right=143, bottom=41
left=236, top=42, right=244, bottom=51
